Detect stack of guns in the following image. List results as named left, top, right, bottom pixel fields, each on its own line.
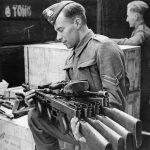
left=21, top=80, right=142, bottom=150
left=0, top=95, right=14, bottom=119
left=0, top=91, right=30, bottom=119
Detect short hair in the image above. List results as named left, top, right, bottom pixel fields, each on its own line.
left=62, top=2, right=87, bottom=24
left=127, top=1, right=149, bottom=15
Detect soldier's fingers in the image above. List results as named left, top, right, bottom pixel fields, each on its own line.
left=71, top=117, right=78, bottom=129
left=25, top=89, right=35, bottom=98
left=15, top=92, right=25, bottom=97
left=74, top=122, right=86, bottom=143
left=78, top=137, right=86, bottom=143
left=25, top=89, right=35, bottom=95
left=25, top=93, right=35, bottom=100
left=28, top=98, right=34, bottom=103
left=76, top=121, right=80, bottom=130
left=25, top=98, right=34, bottom=105
left=72, top=116, right=78, bottom=123
left=74, top=122, right=80, bottom=136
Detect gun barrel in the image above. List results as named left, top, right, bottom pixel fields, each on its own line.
left=83, top=91, right=109, bottom=97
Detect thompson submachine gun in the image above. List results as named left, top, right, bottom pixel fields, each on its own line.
left=22, top=80, right=142, bottom=150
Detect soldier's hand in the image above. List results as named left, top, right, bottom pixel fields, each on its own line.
left=24, top=89, right=36, bottom=107
left=15, top=92, right=25, bottom=101
left=71, top=116, right=86, bottom=143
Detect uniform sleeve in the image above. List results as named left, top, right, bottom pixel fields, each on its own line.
left=112, top=29, right=145, bottom=45
left=96, top=40, right=126, bottom=111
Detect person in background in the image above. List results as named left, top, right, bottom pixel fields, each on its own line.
left=24, top=1, right=129, bottom=150
left=112, top=0, right=150, bottom=131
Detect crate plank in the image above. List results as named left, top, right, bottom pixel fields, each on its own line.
left=126, top=90, right=141, bottom=118
left=120, top=45, right=141, bottom=92
left=24, top=42, right=71, bottom=86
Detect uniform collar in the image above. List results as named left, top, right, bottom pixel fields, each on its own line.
left=135, top=20, right=145, bottom=29
left=74, top=29, right=94, bottom=57
left=132, top=21, right=145, bottom=36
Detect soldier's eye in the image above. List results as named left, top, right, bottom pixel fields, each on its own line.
left=59, top=28, right=64, bottom=32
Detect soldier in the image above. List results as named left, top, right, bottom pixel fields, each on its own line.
left=24, top=1, right=129, bottom=150
left=112, top=0, right=150, bottom=130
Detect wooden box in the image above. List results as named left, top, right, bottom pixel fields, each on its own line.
left=0, top=86, right=35, bottom=150
left=0, top=115, right=35, bottom=150
left=119, top=45, right=141, bottom=92
left=24, top=42, right=71, bottom=86
left=126, top=90, right=141, bottom=118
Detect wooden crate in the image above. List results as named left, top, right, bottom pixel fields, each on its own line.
left=24, top=44, right=141, bottom=90
left=0, top=115, right=35, bottom=150
left=139, top=132, right=150, bottom=150
left=119, top=45, right=141, bottom=92
left=125, top=90, right=141, bottom=118
left=0, top=86, right=35, bottom=150
left=24, top=42, right=71, bottom=86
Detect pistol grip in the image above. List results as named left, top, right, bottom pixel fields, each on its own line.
left=58, top=112, right=69, bottom=135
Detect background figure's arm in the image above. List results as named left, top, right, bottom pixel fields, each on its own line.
left=112, top=30, right=145, bottom=45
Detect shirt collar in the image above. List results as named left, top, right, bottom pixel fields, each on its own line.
left=74, top=29, right=94, bottom=57
left=135, top=20, right=145, bottom=29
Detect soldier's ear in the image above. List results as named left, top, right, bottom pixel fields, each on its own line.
left=74, top=17, right=82, bottom=29
left=134, top=13, right=140, bottom=20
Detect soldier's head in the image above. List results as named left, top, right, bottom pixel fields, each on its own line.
left=42, top=1, right=87, bottom=49
left=126, top=1, right=149, bottom=27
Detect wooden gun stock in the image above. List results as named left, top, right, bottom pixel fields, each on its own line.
left=80, top=121, right=112, bottom=150
left=103, top=107, right=142, bottom=148
left=86, top=118, right=124, bottom=150
left=96, top=115, right=135, bottom=150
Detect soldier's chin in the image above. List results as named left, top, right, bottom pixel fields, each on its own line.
left=129, top=24, right=134, bottom=28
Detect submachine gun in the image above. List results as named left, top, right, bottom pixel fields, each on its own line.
left=22, top=80, right=142, bottom=150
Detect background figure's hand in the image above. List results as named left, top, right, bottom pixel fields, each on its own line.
left=71, top=116, right=86, bottom=143
left=24, top=89, right=36, bottom=107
